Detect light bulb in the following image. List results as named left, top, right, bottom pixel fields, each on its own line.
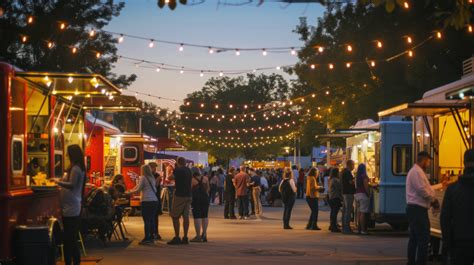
left=68, top=77, right=73, bottom=83
left=235, top=49, right=240, bottom=56
left=347, top=44, right=353, bottom=52
left=180, top=69, right=184, bottom=74
left=208, top=47, right=214, bottom=54
left=60, top=23, right=66, bottom=30
left=48, top=42, right=53, bottom=49
left=262, top=49, right=267, bottom=56
left=329, top=63, right=334, bottom=70
left=376, top=41, right=383, bottom=48
left=200, top=71, right=204, bottom=77
left=96, top=52, right=101, bottom=58
left=156, top=67, right=161, bottom=72
left=290, top=48, right=296, bottom=56
left=310, top=64, right=316, bottom=69
left=27, top=16, right=33, bottom=24
left=179, top=44, right=184, bottom=52
left=276, top=66, right=281, bottom=70
left=407, top=36, right=413, bottom=44
left=408, top=50, right=413, bottom=57
left=21, top=36, right=27, bottom=43
left=346, top=62, right=351, bottom=68
left=219, top=72, right=224, bottom=77
left=89, top=30, right=95, bottom=37
left=72, top=47, right=77, bottom=54
left=149, top=40, right=154, bottom=48
left=118, top=35, right=124, bottom=43
left=370, top=61, right=376, bottom=67
left=318, top=46, right=324, bottom=53
left=468, top=25, right=473, bottom=33
left=403, top=1, right=409, bottom=9
left=436, top=31, right=442, bottom=39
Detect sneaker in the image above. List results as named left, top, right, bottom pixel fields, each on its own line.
left=190, top=236, right=202, bottom=243
left=284, top=226, right=293, bottom=230
left=360, top=231, right=370, bottom=236
left=201, top=234, right=207, bottom=242
left=139, top=239, right=154, bottom=245
left=153, top=234, right=162, bottom=241
left=181, top=237, right=189, bottom=244
left=230, top=216, right=237, bottom=220
left=167, top=237, right=182, bottom=245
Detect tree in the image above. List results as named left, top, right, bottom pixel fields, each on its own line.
left=177, top=73, right=300, bottom=161
left=291, top=2, right=474, bottom=148
left=0, top=0, right=136, bottom=87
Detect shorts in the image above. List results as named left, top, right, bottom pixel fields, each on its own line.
left=355, top=193, right=370, bottom=213
left=170, top=196, right=192, bottom=218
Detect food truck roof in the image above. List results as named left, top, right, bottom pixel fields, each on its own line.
left=111, top=133, right=157, bottom=143
left=14, top=71, right=141, bottom=111
left=378, top=102, right=469, bottom=117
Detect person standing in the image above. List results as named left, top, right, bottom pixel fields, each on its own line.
left=248, top=169, right=257, bottom=215
left=328, top=168, right=343, bottom=232
left=167, top=157, right=193, bottom=245
left=406, top=151, right=439, bottom=265
left=441, top=149, right=474, bottom=265
left=57, top=145, right=86, bottom=265
left=224, top=167, right=237, bottom=219
left=297, top=168, right=305, bottom=199
left=209, top=171, right=218, bottom=204
left=126, top=165, right=159, bottom=245
left=305, top=167, right=321, bottom=230
left=354, top=164, right=370, bottom=235
left=279, top=169, right=297, bottom=229
left=341, top=160, right=356, bottom=234
left=291, top=165, right=299, bottom=185
left=148, top=162, right=162, bottom=240
left=250, top=170, right=263, bottom=218
left=217, top=168, right=225, bottom=206
left=233, top=166, right=250, bottom=219
left=190, top=167, right=211, bottom=243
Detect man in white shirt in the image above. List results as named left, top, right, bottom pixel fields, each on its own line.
left=406, top=151, right=440, bottom=265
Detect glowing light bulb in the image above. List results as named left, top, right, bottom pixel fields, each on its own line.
left=290, top=48, right=296, bottom=56
left=310, top=64, right=316, bottom=69
left=325, top=91, right=330, bottom=95
left=200, top=103, right=204, bottom=108
left=118, top=34, right=124, bottom=43
left=346, top=62, right=351, bottom=68
left=276, top=66, right=281, bottom=70
left=347, top=44, right=353, bottom=52
left=403, top=1, right=409, bottom=9
left=89, top=30, right=95, bottom=37
left=74, top=90, right=79, bottom=95
left=149, top=39, right=154, bottom=48
left=179, top=44, right=184, bottom=52
left=468, top=25, right=473, bottom=33
left=376, top=41, right=382, bottom=48
left=229, top=104, right=233, bottom=108
left=208, top=47, right=214, bottom=54
left=407, top=36, right=413, bottom=44
left=180, top=68, right=184, bottom=74
left=60, top=23, right=66, bottom=30
left=318, top=46, right=324, bottom=53
left=21, top=36, right=27, bottom=43
left=156, top=67, right=161, bottom=72
left=68, top=76, right=73, bottom=83
left=200, top=71, right=204, bottom=77
left=262, top=49, right=267, bottom=56
left=219, top=72, right=224, bottom=77
left=329, top=63, right=334, bottom=70
left=47, top=42, right=53, bottom=49
left=96, top=52, right=101, bottom=58
left=436, top=31, right=442, bottom=39
left=370, top=61, right=376, bottom=67
left=215, top=104, right=219, bottom=109
left=235, top=49, right=240, bottom=56
left=408, top=50, right=413, bottom=57
left=311, top=94, right=316, bottom=98
left=27, top=16, right=33, bottom=24
left=72, top=47, right=77, bottom=54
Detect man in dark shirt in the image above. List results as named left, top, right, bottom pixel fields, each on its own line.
left=341, top=160, right=356, bottom=234
left=167, top=157, right=192, bottom=245
left=441, top=149, right=474, bottom=264
left=224, top=167, right=237, bottom=219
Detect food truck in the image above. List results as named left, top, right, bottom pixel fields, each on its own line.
left=0, top=62, right=139, bottom=262
left=317, top=118, right=412, bottom=229
left=378, top=56, right=474, bottom=238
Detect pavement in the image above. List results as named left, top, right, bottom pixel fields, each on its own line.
left=86, top=199, right=411, bottom=265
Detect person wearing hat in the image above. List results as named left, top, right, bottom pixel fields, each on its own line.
left=406, top=151, right=440, bottom=265
left=441, top=149, right=474, bottom=264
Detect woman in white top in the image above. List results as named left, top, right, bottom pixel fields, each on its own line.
left=279, top=168, right=297, bottom=229
left=126, top=165, right=159, bottom=245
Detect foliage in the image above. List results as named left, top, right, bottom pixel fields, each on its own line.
left=0, top=0, right=136, bottom=87
left=292, top=2, right=474, bottom=147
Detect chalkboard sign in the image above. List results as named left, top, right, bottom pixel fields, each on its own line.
left=104, top=156, right=116, bottom=177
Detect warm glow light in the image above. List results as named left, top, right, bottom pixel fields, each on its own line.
left=325, top=91, right=330, bottom=95
left=468, top=25, right=473, bottom=33
left=200, top=103, right=204, bottom=108
left=376, top=41, right=382, bottom=48
left=27, top=16, right=33, bottom=24
left=179, top=44, right=184, bottom=52
left=215, top=104, right=219, bottom=109
left=329, top=63, right=334, bottom=70
left=370, top=61, right=376, bottom=67
left=408, top=50, right=413, bottom=57
left=311, top=94, right=316, bottom=98
left=21, top=36, right=27, bottom=43
left=149, top=40, right=154, bottom=48
left=89, top=30, right=95, bottom=37
left=229, top=104, right=233, bottom=108
left=310, top=64, right=316, bottom=69
left=403, top=1, right=409, bottom=9
left=47, top=42, right=53, bottom=49
left=276, top=66, right=281, bottom=70
left=346, top=62, right=351, bottom=68
left=118, top=35, right=124, bottom=43
left=436, top=31, right=442, bottom=39
left=68, top=77, right=73, bottom=83
left=200, top=71, right=204, bottom=77
left=290, top=48, right=296, bottom=56
left=407, top=36, right=413, bottom=44
left=347, top=45, right=353, bottom=52
left=156, top=67, right=160, bottom=72
left=318, top=46, right=324, bottom=53
left=60, top=23, right=66, bottom=30
left=72, top=47, right=77, bottom=54
left=262, top=49, right=267, bottom=56
left=219, top=72, right=224, bottom=77
left=208, top=47, right=214, bottom=54
left=180, top=69, right=184, bottom=74
left=96, top=52, right=101, bottom=58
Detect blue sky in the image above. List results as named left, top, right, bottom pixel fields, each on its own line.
left=106, top=0, right=325, bottom=110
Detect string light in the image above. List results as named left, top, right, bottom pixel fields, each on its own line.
left=262, top=49, right=267, bottom=56
left=436, top=31, right=442, bottom=39
left=346, top=62, right=351, bottom=68
left=21, top=36, right=27, bottom=43
left=179, top=44, right=184, bottom=52
left=156, top=67, right=161, bottom=72
left=376, top=41, right=383, bottom=48
left=318, top=46, right=324, bottom=53
left=346, top=44, right=353, bottom=52
left=208, top=47, right=214, bottom=54
left=89, top=29, right=95, bottom=37
left=47, top=41, right=54, bottom=49
left=468, top=25, right=473, bottom=33
left=118, top=34, right=124, bottom=43
left=310, top=64, right=316, bottom=69
left=276, top=66, right=281, bottom=70
left=180, top=68, right=184, bottom=74
left=406, top=36, right=413, bottom=44
left=72, top=47, right=77, bottom=54
left=290, top=48, right=296, bottom=56
left=219, top=72, right=224, bottom=77
left=96, top=52, right=101, bottom=58
left=403, top=1, right=409, bottom=9
left=60, top=22, right=66, bottom=30
left=370, top=61, right=376, bottom=67
left=27, top=16, right=33, bottom=24
left=235, top=49, right=241, bottom=56
left=408, top=50, right=413, bottom=57
left=149, top=39, right=155, bottom=48
left=200, top=71, right=204, bottom=77
left=329, top=63, right=334, bottom=70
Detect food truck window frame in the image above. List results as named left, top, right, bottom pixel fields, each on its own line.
left=11, top=136, right=24, bottom=175
left=391, top=144, right=412, bottom=176
left=122, top=145, right=139, bottom=165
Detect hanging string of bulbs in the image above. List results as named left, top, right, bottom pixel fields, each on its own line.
left=167, top=120, right=298, bottom=134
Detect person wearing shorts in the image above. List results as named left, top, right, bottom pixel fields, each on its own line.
left=167, top=157, right=193, bottom=245
left=190, top=167, right=210, bottom=242
left=355, top=163, right=370, bottom=235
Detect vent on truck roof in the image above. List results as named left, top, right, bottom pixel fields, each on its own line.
left=463, top=56, right=474, bottom=78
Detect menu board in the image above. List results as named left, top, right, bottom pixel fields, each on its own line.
left=104, top=156, right=117, bottom=177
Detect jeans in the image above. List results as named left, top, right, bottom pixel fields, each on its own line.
left=249, top=189, right=256, bottom=214
left=342, top=194, right=354, bottom=232
left=283, top=196, right=296, bottom=227
left=153, top=201, right=161, bottom=237
left=217, top=187, right=224, bottom=205
left=224, top=192, right=236, bottom=218
left=142, top=201, right=158, bottom=241
left=62, top=216, right=81, bottom=265
left=297, top=182, right=304, bottom=198
left=329, top=198, right=342, bottom=231
left=306, top=197, right=319, bottom=227
left=237, top=195, right=249, bottom=217
left=252, top=187, right=262, bottom=216
left=406, top=204, right=430, bottom=265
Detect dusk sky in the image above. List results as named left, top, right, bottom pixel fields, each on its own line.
left=106, top=0, right=325, bottom=111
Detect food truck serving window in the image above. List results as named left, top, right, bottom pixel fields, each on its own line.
left=392, top=145, right=412, bottom=176
left=122, top=145, right=139, bottom=165
left=10, top=79, right=26, bottom=187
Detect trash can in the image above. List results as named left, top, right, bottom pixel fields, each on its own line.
left=14, top=225, right=51, bottom=265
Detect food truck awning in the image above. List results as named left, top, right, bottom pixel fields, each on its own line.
left=112, top=133, right=157, bottom=143
left=316, top=128, right=378, bottom=139
left=156, top=137, right=185, bottom=150
left=378, top=102, right=470, bottom=117
left=15, top=71, right=141, bottom=111
left=144, top=152, right=193, bottom=164
left=85, top=113, right=121, bottom=135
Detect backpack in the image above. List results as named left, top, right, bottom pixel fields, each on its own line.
left=280, top=179, right=294, bottom=203
left=192, top=176, right=208, bottom=201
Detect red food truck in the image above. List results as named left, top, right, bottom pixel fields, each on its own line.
left=0, top=62, right=138, bottom=263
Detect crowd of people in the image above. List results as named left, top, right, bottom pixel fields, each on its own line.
left=55, top=145, right=474, bottom=265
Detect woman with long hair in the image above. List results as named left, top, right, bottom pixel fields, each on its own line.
left=126, top=165, right=159, bottom=245
left=355, top=163, right=370, bottom=235
left=279, top=168, right=297, bottom=229
left=328, top=167, right=343, bottom=233
left=306, top=167, right=322, bottom=230
left=57, top=145, right=86, bottom=265
left=190, top=167, right=211, bottom=242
